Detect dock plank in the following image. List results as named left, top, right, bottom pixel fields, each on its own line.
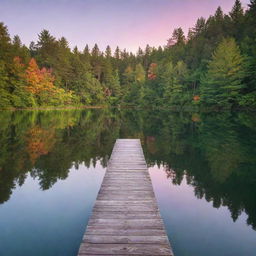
left=78, top=139, right=173, bottom=255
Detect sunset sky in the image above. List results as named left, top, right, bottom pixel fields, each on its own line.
left=0, top=0, right=250, bottom=52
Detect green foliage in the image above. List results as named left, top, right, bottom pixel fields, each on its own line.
left=135, top=63, right=145, bottom=83
left=162, top=61, right=190, bottom=106
left=0, top=0, right=256, bottom=109
left=0, top=61, right=12, bottom=108
left=201, top=38, right=245, bottom=108
left=238, top=92, right=256, bottom=108
left=1, top=109, right=256, bottom=229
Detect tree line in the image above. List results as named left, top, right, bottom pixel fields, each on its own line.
left=0, top=0, right=255, bottom=109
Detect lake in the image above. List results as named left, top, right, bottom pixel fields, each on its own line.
left=0, top=109, right=255, bottom=256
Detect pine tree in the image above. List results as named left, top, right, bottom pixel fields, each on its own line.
left=192, top=17, right=206, bottom=37
left=54, top=37, right=72, bottom=88
left=162, top=61, right=188, bottom=106
left=171, top=28, right=186, bottom=45
left=137, top=47, right=144, bottom=58
left=112, top=70, right=121, bottom=97
left=83, top=44, right=90, bottom=54
left=114, top=46, right=120, bottom=59
left=215, top=6, right=224, bottom=22
left=123, top=66, right=134, bottom=84
left=73, top=46, right=79, bottom=55
left=230, top=0, right=244, bottom=22
left=12, top=35, right=30, bottom=64
left=0, top=22, right=12, bottom=63
left=105, top=45, right=112, bottom=58
left=36, top=30, right=58, bottom=68
left=29, top=41, right=37, bottom=57
left=0, top=60, right=12, bottom=107
left=229, top=0, right=244, bottom=41
left=91, top=43, right=100, bottom=57
left=201, top=38, right=245, bottom=108
left=135, top=63, right=145, bottom=83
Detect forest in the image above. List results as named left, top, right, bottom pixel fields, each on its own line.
left=0, top=0, right=255, bottom=110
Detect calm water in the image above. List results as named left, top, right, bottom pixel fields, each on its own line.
left=0, top=109, right=255, bottom=256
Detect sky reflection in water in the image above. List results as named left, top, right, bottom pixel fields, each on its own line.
left=0, top=162, right=105, bottom=256
left=149, top=165, right=256, bottom=256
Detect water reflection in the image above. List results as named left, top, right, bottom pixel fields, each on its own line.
left=0, top=161, right=106, bottom=256
left=149, top=166, right=256, bottom=256
left=0, top=109, right=256, bottom=232
left=143, top=111, right=256, bottom=230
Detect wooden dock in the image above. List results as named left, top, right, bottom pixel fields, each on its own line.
left=78, top=139, right=173, bottom=255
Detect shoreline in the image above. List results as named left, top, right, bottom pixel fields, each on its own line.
left=0, top=105, right=255, bottom=112
left=0, top=105, right=108, bottom=111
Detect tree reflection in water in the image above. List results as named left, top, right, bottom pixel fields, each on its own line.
left=0, top=109, right=255, bottom=229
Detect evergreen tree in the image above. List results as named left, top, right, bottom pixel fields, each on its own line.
left=137, top=47, right=144, bottom=58
left=0, top=2, right=256, bottom=109
left=201, top=37, right=245, bottom=108
left=162, top=61, right=189, bottom=106
left=0, top=22, right=12, bottom=63
left=194, top=17, right=206, bottom=35
left=36, top=30, right=58, bottom=68
left=229, top=0, right=244, bottom=41
left=114, top=46, right=120, bottom=59
left=215, top=6, right=224, bottom=21
left=230, top=0, right=244, bottom=22
left=135, top=63, right=145, bottom=83
left=0, top=61, right=11, bottom=107
left=12, top=35, right=22, bottom=48
left=54, top=37, right=72, bottom=88
left=171, top=27, right=186, bottom=45
left=83, top=44, right=90, bottom=58
left=123, top=66, right=134, bottom=85
left=91, top=43, right=100, bottom=57
left=29, top=41, right=37, bottom=57
left=105, top=45, right=112, bottom=58
left=91, top=44, right=102, bottom=80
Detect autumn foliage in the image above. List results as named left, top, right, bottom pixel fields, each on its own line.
left=193, top=95, right=200, bottom=101
left=26, top=126, right=56, bottom=164
left=148, top=63, right=157, bottom=80
left=13, top=56, right=25, bottom=71
left=25, top=58, right=55, bottom=95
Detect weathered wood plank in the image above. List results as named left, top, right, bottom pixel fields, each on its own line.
left=83, top=235, right=169, bottom=244
left=92, top=206, right=159, bottom=212
left=77, top=139, right=173, bottom=255
left=78, top=243, right=172, bottom=255
left=88, top=219, right=164, bottom=227
left=85, top=228, right=167, bottom=236
left=90, top=212, right=162, bottom=219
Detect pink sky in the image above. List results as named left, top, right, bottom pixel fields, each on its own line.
left=0, top=0, right=251, bottom=52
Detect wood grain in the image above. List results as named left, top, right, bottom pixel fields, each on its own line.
left=77, top=139, right=173, bottom=255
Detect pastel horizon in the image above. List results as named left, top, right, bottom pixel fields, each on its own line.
left=0, top=0, right=251, bottom=52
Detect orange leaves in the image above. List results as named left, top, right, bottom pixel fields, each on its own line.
left=25, top=58, right=55, bottom=95
left=25, top=58, right=40, bottom=94
left=148, top=63, right=157, bottom=80
left=193, top=95, right=200, bottom=101
left=26, top=126, right=56, bottom=164
left=13, top=56, right=24, bottom=68
left=40, top=67, right=55, bottom=92
left=12, top=56, right=25, bottom=78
